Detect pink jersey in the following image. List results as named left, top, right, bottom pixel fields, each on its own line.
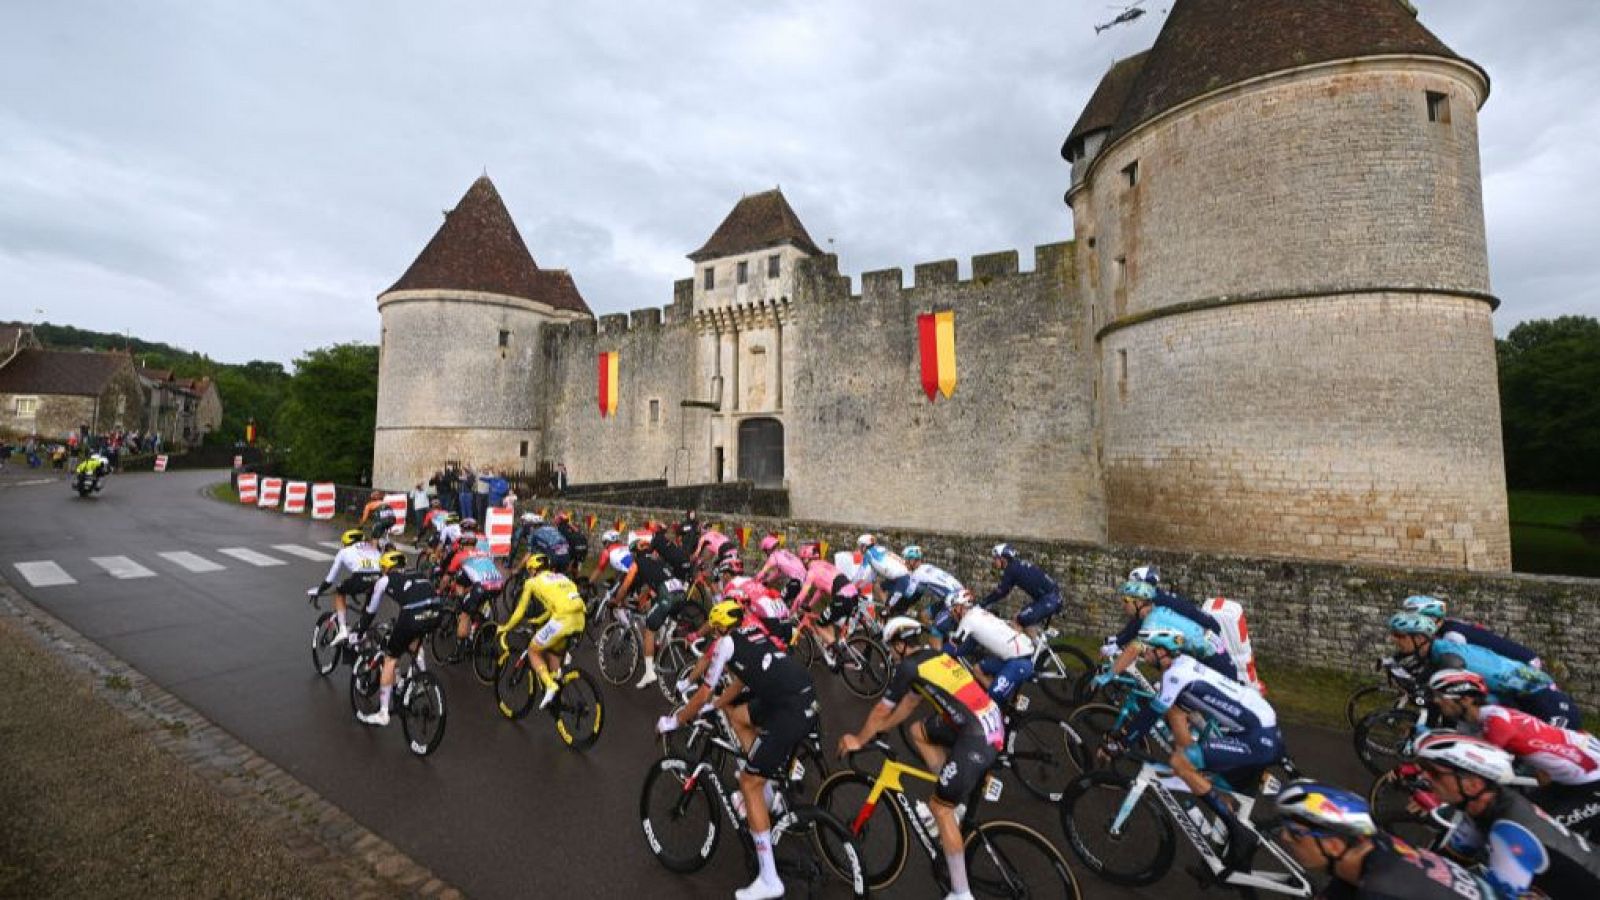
left=695, top=530, right=732, bottom=558
left=1477, top=705, right=1600, bottom=785
left=792, top=559, right=858, bottom=613
left=755, top=549, right=807, bottom=586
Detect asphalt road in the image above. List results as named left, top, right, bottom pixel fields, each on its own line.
left=0, top=469, right=1368, bottom=898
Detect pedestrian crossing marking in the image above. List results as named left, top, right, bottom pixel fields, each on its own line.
left=317, top=541, right=343, bottom=550
left=272, top=544, right=334, bottom=562
left=159, top=551, right=226, bottom=573
left=216, top=548, right=286, bottom=567
left=12, top=561, right=75, bottom=587
left=90, top=556, right=157, bottom=579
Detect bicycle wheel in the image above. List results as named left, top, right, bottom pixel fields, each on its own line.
left=1006, top=712, right=1084, bottom=802
left=497, top=572, right=524, bottom=621
left=1036, top=641, right=1095, bottom=708
left=1354, top=708, right=1419, bottom=776
left=1368, top=770, right=1445, bottom=850
left=311, top=612, right=341, bottom=677
left=675, top=597, right=707, bottom=631
left=495, top=653, right=536, bottom=720
left=1062, top=703, right=1129, bottom=775
left=1345, top=683, right=1401, bottom=729
left=966, top=819, right=1083, bottom=900
left=470, top=624, right=500, bottom=685
left=553, top=667, right=604, bottom=751
left=430, top=613, right=462, bottom=665
left=654, top=637, right=693, bottom=704
left=596, top=621, right=641, bottom=686
left=400, top=671, right=447, bottom=757
left=639, top=756, right=722, bottom=873
left=1059, top=770, right=1176, bottom=886
left=769, top=805, right=868, bottom=898
left=348, top=653, right=382, bottom=717
left=839, top=637, right=891, bottom=699
left=813, top=770, right=909, bottom=891
left=792, top=629, right=818, bottom=669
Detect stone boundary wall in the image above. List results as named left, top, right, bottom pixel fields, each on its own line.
left=530, top=496, right=1600, bottom=709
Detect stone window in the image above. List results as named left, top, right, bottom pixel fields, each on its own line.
left=1426, top=91, right=1451, bottom=125
left=519, top=440, right=529, bottom=458
left=704, top=267, right=715, bottom=290
left=767, top=255, right=780, bottom=279
left=14, top=396, right=38, bottom=418
left=497, top=329, right=510, bottom=348
left=1117, top=349, right=1129, bottom=401
left=737, top=260, right=748, bottom=285
left=649, top=398, right=660, bottom=425
left=1122, top=160, right=1139, bottom=187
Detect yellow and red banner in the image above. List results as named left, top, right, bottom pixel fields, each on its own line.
left=735, top=525, right=749, bottom=549
left=598, top=351, right=619, bottom=417
left=917, top=311, right=957, bottom=400
left=585, top=513, right=597, bottom=532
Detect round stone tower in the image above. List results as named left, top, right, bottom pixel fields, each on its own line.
left=373, top=176, right=591, bottom=491
left=1065, top=0, right=1510, bottom=570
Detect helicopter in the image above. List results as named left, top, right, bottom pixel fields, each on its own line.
left=1095, top=0, right=1154, bottom=34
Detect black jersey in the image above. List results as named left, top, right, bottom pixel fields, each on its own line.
left=1319, top=836, right=1493, bottom=900
left=627, top=552, right=682, bottom=597
left=652, top=531, right=691, bottom=578
left=1473, top=789, right=1600, bottom=897
left=705, top=626, right=814, bottom=708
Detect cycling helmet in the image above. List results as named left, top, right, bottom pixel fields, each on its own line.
left=722, top=582, right=750, bottom=605
left=1137, top=627, right=1187, bottom=653
left=1428, top=668, right=1489, bottom=702
left=1402, top=595, right=1448, bottom=620
left=459, top=533, right=479, bottom=546
left=991, top=543, right=1017, bottom=560
left=902, top=545, right=924, bottom=562
left=553, top=512, right=570, bottom=525
left=601, top=529, right=621, bottom=545
left=1120, top=579, right=1157, bottom=602
left=429, top=498, right=442, bottom=507
left=340, top=528, right=364, bottom=547
left=1129, top=565, right=1160, bottom=585
left=857, top=534, right=875, bottom=548
left=950, top=589, right=975, bottom=607
left=520, top=512, right=538, bottom=524
left=379, top=550, right=407, bottom=570
left=445, top=513, right=461, bottom=524
left=631, top=533, right=652, bottom=551
left=1414, top=733, right=1522, bottom=786
left=883, top=616, right=924, bottom=644
left=1272, top=781, right=1377, bottom=838
left=798, top=543, right=820, bottom=563
left=707, top=600, right=743, bottom=631
left=524, top=552, right=549, bottom=573
left=759, top=534, right=780, bottom=554
left=460, top=517, right=478, bottom=531
left=715, top=557, right=745, bottom=577
left=1387, top=612, right=1439, bottom=636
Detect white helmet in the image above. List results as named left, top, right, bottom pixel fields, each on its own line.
left=1414, top=733, right=1528, bottom=786
left=520, top=512, right=538, bottom=524
left=601, top=529, right=621, bottom=544
left=882, top=616, right=923, bottom=644
left=950, top=589, right=975, bottom=607
left=857, top=534, right=875, bottom=548
left=1129, top=565, right=1160, bottom=585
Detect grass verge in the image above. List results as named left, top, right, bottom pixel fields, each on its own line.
left=1508, top=490, right=1600, bottom=528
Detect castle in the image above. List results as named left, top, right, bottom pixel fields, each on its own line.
left=373, top=0, right=1511, bottom=572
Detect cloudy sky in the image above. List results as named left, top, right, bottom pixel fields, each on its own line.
left=2, top=1, right=1596, bottom=365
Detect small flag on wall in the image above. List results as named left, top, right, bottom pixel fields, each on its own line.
left=585, top=513, right=597, bottom=532
left=735, top=525, right=749, bottom=549
left=598, top=351, right=619, bottom=417
left=916, top=311, right=957, bottom=400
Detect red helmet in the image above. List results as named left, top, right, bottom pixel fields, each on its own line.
left=798, top=543, right=820, bottom=563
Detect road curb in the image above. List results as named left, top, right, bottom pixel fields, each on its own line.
left=0, top=577, right=467, bottom=900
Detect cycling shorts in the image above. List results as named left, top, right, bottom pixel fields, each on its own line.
left=386, top=603, right=444, bottom=657
left=1015, top=592, right=1063, bottom=627
left=745, top=700, right=819, bottom=780
left=1516, top=687, right=1585, bottom=731
left=881, top=575, right=912, bottom=608
left=1182, top=726, right=1284, bottom=791
left=822, top=589, right=859, bottom=627
left=531, top=614, right=583, bottom=656
left=1199, top=651, right=1240, bottom=682
left=338, top=572, right=380, bottom=598
left=922, top=714, right=999, bottom=805
left=1531, top=781, right=1600, bottom=840
left=645, top=590, right=688, bottom=631
left=978, top=656, right=1035, bottom=704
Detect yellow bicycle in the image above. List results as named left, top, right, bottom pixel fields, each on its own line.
left=816, top=742, right=1081, bottom=896
left=493, top=632, right=604, bottom=751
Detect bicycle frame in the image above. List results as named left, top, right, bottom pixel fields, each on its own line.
left=847, top=758, right=946, bottom=865
left=1111, top=760, right=1311, bottom=896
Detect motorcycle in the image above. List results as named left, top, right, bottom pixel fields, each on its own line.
left=72, top=469, right=104, bottom=498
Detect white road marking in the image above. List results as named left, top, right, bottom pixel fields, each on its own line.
left=317, top=541, right=343, bottom=550
left=271, top=544, right=334, bottom=562
left=91, top=556, right=158, bottom=579
left=159, top=551, right=227, bottom=573
left=12, top=561, right=76, bottom=587
left=216, top=548, right=286, bottom=567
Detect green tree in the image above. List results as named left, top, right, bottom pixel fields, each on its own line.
left=1497, top=316, right=1600, bottom=492
left=276, top=344, right=378, bottom=483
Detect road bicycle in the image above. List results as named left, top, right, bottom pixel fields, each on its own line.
left=815, top=742, right=1082, bottom=896
left=1060, top=750, right=1312, bottom=898
left=1023, top=612, right=1096, bottom=707
left=309, top=589, right=371, bottom=677
left=788, top=600, right=893, bottom=700
left=639, top=715, right=867, bottom=897
left=428, top=584, right=501, bottom=685
left=595, top=594, right=703, bottom=694
left=348, top=624, right=448, bottom=757
left=493, top=631, right=604, bottom=751
left=1351, top=669, right=1431, bottom=776
left=1344, top=655, right=1425, bottom=729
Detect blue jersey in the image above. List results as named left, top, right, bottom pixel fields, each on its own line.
left=1440, top=619, right=1539, bottom=666
left=530, top=526, right=569, bottom=557
left=1126, top=655, right=1277, bottom=742
left=1430, top=639, right=1551, bottom=698
left=1115, top=592, right=1221, bottom=648
left=980, top=558, right=1058, bottom=608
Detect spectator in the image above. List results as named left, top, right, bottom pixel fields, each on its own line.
left=486, top=472, right=510, bottom=511
left=409, top=482, right=429, bottom=531
left=474, top=468, right=492, bottom=521
left=456, top=467, right=475, bottom=519
left=556, top=462, right=569, bottom=493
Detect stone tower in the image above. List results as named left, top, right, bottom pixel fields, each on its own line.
left=1065, top=0, right=1511, bottom=570
left=373, top=176, right=591, bottom=490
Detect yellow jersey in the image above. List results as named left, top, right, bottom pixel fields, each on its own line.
left=506, top=571, right=585, bottom=632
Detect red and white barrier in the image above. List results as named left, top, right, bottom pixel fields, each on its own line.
left=282, top=481, right=308, bottom=514
left=384, top=493, right=407, bottom=534
left=311, top=483, right=336, bottom=520
left=485, top=506, right=514, bottom=558
left=154, top=455, right=169, bottom=472
left=258, top=477, right=283, bottom=508
left=237, top=473, right=258, bottom=503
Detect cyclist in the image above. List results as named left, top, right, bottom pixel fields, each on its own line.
left=1401, top=595, right=1542, bottom=670
left=1413, top=732, right=1600, bottom=897
left=855, top=534, right=914, bottom=617
left=1096, top=579, right=1238, bottom=688
left=419, top=499, right=448, bottom=543
left=1104, top=627, right=1284, bottom=871
left=691, top=524, right=738, bottom=574
left=650, top=522, right=693, bottom=581
left=674, top=508, right=701, bottom=553
left=523, top=516, right=572, bottom=575
left=789, top=550, right=864, bottom=671
left=305, top=529, right=382, bottom=646
left=660, top=600, right=818, bottom=900
left=838, top=617, right=1003, bottom=900
left=74, top=452, right=109, bottom=488
left=1429, top=668, right=1600, bottom=839
left=425, top=512, right=462, bottom=569
left=1269, top=779, right=1497, bottom=899
left=500, top=552, right=586, bottom=709
left=554, top=513, right=589, bottom=572
left=1389, top=612, right=1581, bottom=728
left=509, top=512, right=542, bottom=568
left=444, top=532, right=505, bottom=642
left=902, top=544, right=965, bottom=626
left=942, top=591, right=1035, bottom=706
left=616, top=533, right=689, bottom=689
left=355, top=551, right=445, bottom=728
left=753, top=534, right=807, bottom=605
left=978, top=543, right=1062, bottom=638
left=587, top=529, right=631, bottom=593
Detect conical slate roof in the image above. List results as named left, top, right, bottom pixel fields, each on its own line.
left=384, top=176, right=591, bottom=316
left=1073, top=0, right=1476, bottom=149
left=689, top=189, right=822, bottom=262
left=1065, top=51, right=1150, bottom=151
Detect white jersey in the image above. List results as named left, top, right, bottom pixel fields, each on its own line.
left=858, top=545, right=909, bottom=583
left=1154, top=655, right=1278, bottom=735
left=324, top=543, right=382, bottom=583
left=603, top=544, right=633, bottom=575
left=908, top=564, right=964, bottom=602
left=439, top=523, right=462, bottom=546
left=952, top=607, right=1034, bottom=660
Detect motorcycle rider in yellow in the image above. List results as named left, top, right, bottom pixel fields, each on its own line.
left=500, top=553, right=586, bottom=709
